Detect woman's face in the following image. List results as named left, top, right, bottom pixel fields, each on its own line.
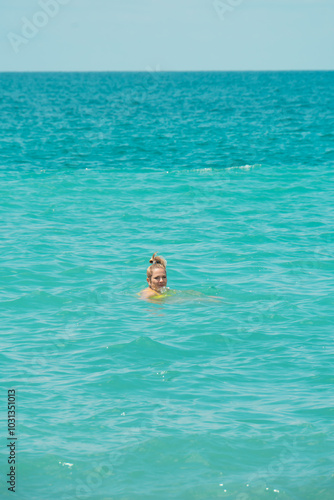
left=148, top=268, right=167, bottom=292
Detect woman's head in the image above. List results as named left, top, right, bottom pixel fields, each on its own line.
left=147, top=252, right=167, bottom=291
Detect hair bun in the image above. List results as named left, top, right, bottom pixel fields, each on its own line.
left=149, top=252, right=157, bottom=264
left=148, top=252, right=167, bottom=267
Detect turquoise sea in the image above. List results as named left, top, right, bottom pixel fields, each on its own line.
left=1, top=71, right=334, bottom=499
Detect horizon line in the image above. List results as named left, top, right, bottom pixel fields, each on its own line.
left=0, top=69, right=333, bottom=74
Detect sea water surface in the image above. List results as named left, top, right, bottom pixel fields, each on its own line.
left=1, top=72, right=334, bottom=499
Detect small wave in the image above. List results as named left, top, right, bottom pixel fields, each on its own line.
left=227, top=163, right=262, bottom=171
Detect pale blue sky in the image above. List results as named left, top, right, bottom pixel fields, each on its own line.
left=0, top=0, right=333, bottom=71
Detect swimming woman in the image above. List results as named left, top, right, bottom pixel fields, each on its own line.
left=140, top=252, right=167, bottom=300
left=140, top=252, right=222, bottom=302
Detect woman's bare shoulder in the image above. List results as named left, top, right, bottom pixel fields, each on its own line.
left=139, top=288, right=158, bottom=299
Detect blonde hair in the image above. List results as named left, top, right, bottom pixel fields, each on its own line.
left=147, top=252, right=167, bottom=280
